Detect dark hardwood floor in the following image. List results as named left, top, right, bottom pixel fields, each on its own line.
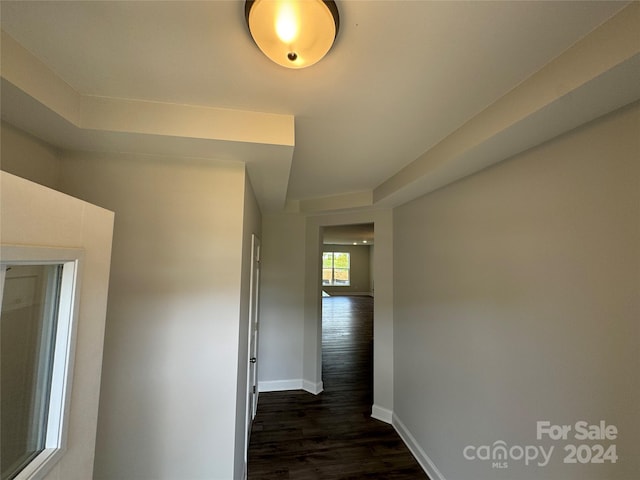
left=248, top=295, right=429, bottom=480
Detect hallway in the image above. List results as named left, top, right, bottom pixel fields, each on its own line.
left=248, top=296, right=428, bottom=479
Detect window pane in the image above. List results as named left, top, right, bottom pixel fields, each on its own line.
left=1, top=264, right=62, bottom=480
left=322, top=268, right=333, bottom=285
left=334, top=268, right=350, bottom=285
left=333, top=253, right=349, bottom=268
left=322, top=252, right=333, bottom=268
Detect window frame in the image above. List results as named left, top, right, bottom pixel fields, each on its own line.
left=322, top=251, right=351, bottom=287
left=1, top=245, right=83, bottom=480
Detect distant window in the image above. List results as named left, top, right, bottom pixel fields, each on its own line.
left=1, top=247, right=81, bottom=480
left=322, top=252, right=350, bottom=286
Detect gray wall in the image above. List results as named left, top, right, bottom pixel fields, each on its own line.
left=322, top=244, right=371, bottom=296
left=393, top=103, right=639, bottom=480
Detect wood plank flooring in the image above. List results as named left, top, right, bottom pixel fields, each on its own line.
left=248, top=296, right=429, bottom=480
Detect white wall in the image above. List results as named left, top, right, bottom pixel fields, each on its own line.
left=0, top=121, right=60, bottom=189
left=257, top=213, right=306, bottom=391
left=1, top=171, right=114, bottom=480
left=393, top=103, right=640, bottom=480
left=58, top=152, right=248, bottom=480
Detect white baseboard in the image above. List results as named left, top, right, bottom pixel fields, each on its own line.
left=258, top=379, right=303, bottom=392
left=392, top=413, right=446, bottom=480
left=302, top=380, right=323, bottom=395
left=258, top=379, right=323, bottom=395
left=371, top=404, right=393, bottom=424
left=325, top=292, right=373, bottom=297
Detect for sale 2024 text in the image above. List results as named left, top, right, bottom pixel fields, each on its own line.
left=537, top=420, right=618, bottom=465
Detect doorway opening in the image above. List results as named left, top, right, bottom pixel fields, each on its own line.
left=320, top=223, right=374, bottom=403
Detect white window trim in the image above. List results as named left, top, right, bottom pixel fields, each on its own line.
left=1, top=245, right=84, bottom=480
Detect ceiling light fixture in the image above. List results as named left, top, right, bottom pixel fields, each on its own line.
left=245, top=0, right=340, bottom=69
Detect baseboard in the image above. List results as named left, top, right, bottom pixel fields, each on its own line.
left=325, top=292, right=373, bottom=297
left=258, top=379, right=303, bottom=392
left=371, top=404, right=393, bottom=424
left=392, top=413, right=447, bottom=480
left=259, top=379, right=324, bottom=395
left=302, top=380, right=323, bottom=395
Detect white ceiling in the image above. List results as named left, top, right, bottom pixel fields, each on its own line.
left=323, top=223, right=374, bottom=245
left=1, top=1, right=638, bottom=213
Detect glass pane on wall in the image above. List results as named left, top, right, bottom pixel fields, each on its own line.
left=333, top=253, right=350, bottom=269
left=334, top=268, right=350, bottom=285
left=322, top=252, right=333, bottom=269
left=322, top=268, right=333, bottom=285
left=1, top=264, right=63, bottom=480
left=321, top=252, right=351, bottom=286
